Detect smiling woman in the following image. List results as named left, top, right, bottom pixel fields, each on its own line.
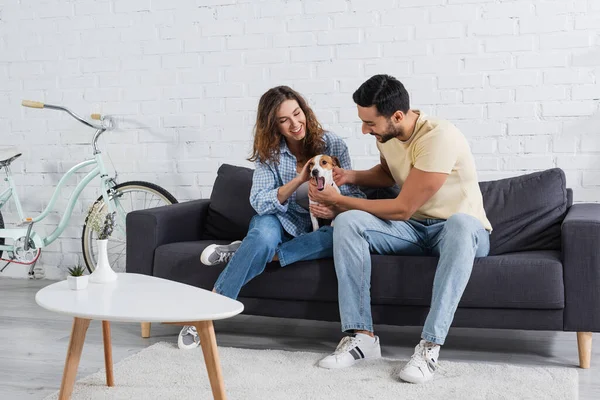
left=249, top=86, right=326, bottom=168
left=174, top=85, right=366, bottom=351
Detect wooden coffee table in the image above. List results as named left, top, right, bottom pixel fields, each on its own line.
left=35, top=273, right=244, bottom=400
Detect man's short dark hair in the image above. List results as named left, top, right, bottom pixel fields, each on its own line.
left=352, top=74, right=410, bottom=117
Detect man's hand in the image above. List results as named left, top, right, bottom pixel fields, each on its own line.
left=309, top=184, right=342, bottom=207
left=309, top=203, right=336, bottom=219
left=333, top=166, right=353, bottom=186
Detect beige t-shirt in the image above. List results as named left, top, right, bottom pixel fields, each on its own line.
left=376, top=111, right=492, bottom=231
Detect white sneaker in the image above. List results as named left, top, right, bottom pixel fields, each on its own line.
left=397, top=340, right=440, bottom=384
left=200, top=241, right=242, bottom=266
left=318, top=333, right=381, bottom=369
left=178, top=325, right=200, bottom=350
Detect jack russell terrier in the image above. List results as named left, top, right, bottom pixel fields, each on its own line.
left=307, top=154, right=341, bottom=231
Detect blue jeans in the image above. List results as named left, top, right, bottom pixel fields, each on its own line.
left=333, top=210, right=490, bottom=345
left=214, top=214, right=333, bottom=299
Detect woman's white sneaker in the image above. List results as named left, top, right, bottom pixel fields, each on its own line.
left=397, top=340, right=440, bottom=384
left=318, top=333, right=381, bottom=369
left=200, top=241, right=242, bottom=266
left=178, top=325, right=200, bottom=350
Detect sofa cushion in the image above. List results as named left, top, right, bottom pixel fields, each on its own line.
left=153, top=240, right=231, bottom=288
left=360, top=185, right=400, bottom=200
left=152, top=243, right=565, bottom=310
left=479, top=168, right=568, bottom=255
left=202, top=164, right=257, bottom=240
left=367, top=251, right=564, bottom=309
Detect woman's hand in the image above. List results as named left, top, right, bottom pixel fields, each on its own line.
left=297, top=160, right=312, bottom=183
left=333, top=166, right=354, bottom=187
left=278, top=161, right=311, bottom=205
left=309, top=203, right=336, bottom=219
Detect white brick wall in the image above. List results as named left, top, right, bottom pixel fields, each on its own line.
left=1, top=0, right=599, bottom=279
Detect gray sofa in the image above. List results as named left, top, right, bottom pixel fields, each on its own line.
left=126, top=164, right=600, bottom=368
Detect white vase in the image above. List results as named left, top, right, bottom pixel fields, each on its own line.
left=89, top=239, right=118, bottom=283
left=67, top=275, right=88, bottom=290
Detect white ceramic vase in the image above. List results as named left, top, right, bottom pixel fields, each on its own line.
left=89, top=239, right=118, bottom=283
left=67, top=275, right=88, bottom=290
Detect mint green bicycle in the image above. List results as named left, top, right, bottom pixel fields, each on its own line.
left=0, top=100, right=177, bottom=276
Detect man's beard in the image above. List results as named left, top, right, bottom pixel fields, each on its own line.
left=374, top=120, right=403, bottom=143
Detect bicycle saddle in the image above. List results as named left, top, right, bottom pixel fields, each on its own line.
left=0, top=147, right=22, bottom=166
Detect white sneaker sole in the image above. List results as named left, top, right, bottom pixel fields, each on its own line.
left=177, top=335, right=200, bottom=350
left=200, top=241, right=241, bottom=266
left=200, top=244, right=219, bottom=266
left=397, top=369, right=433, bottom=384
left=318, top=349, right=382, bottom=369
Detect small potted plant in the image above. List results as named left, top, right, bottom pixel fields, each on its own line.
left=67, top=265, right=88, bottom=290
left=86, top=202, right=118, bottom=283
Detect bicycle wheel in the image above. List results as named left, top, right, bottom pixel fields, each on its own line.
left=0, top=211, right=4, bottom=259
left=81, top=181, right=177, bottom=274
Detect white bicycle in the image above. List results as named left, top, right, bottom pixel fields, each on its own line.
left=0, top=100, right=177, bottom=276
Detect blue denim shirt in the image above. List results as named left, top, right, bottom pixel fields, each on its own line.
left=249, top=131, right=365, bottom=237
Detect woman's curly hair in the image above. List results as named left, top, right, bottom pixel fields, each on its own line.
left=248, top=86, right=325, bottom=165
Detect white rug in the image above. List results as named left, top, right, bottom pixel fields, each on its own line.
left=44, top=342, right=578, bottom=400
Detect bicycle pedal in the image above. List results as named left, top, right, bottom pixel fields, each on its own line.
left=17, top=218, right=33, bottom=227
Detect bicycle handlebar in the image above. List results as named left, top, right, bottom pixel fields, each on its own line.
left=22, top=100, right=45, bottom=108
left=21, top=100, right=105, bottom=130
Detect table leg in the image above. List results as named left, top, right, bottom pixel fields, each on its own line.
left=141, top=322, right=151, bottom=338
left=102, top=321, right=114, bottom=386
left=194, top=321, right=226, bottom=400
left=59, top=318, right=91, bottom=400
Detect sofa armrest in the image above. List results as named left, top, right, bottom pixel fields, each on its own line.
left=562, top=203, right=600, bottom=332
left=126, top=199, right=211, bottom=276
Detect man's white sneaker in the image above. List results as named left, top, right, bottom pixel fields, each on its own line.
left=177, top=325, right=200, bottom=350
left=318, top=333, right=381, bottom=369
left=397, top=340, right=440, bottom=384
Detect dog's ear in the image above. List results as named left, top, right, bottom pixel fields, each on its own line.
left=331, top=156, right=340, bottom=167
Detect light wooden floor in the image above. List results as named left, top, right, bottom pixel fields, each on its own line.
left=1, top=278, right=596, bottom=399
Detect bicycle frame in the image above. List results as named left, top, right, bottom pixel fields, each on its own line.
left=0, top=152, right=116, bottom=253
left=0, top=104, right=118, bottom=255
